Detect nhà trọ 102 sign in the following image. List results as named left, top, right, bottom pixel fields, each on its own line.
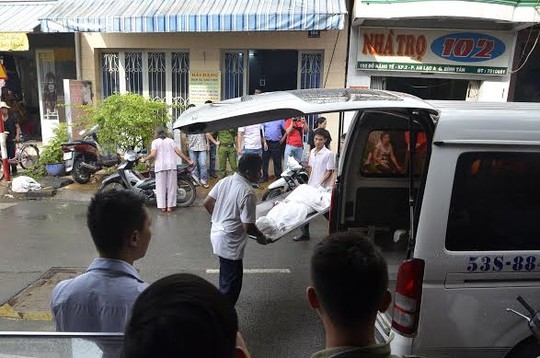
left=357, top=28, right=513, bottom=75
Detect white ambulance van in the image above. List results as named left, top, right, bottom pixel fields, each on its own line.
left=174, top=88, right=540, bottom=357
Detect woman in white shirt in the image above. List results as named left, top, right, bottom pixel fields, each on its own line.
left=142, top=127, right=193, bottom=212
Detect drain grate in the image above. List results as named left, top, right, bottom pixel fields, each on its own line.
left=0, top=267, right=85, bottom=321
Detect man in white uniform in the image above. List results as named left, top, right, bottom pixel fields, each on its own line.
left=294, top=128, right=335, bottom=242
left=203, top=154, right=271, bottom=305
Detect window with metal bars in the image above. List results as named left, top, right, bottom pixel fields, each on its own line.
left=100, top=51, right=190, bottom=115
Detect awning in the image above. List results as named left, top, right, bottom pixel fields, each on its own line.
left=39, top=0, right=347, bottom=33
left=0, top=0, right=57, bottom=32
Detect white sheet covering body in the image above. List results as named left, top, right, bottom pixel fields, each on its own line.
left=256, top=184, right=331, bottom=238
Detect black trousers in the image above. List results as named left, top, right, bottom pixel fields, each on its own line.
left=6, top=140, right=16, bottom=174
left=219, top=256, right=243, bottom=306
left=262, top=140, right=283, bottom=179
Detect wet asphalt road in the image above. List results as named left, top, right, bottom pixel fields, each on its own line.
left=0, top=198, right=404, bottom=357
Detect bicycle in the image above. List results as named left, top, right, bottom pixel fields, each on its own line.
left=0, top=137, right=40, bottom=180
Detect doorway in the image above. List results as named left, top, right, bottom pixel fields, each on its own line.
left=383, top=77, right=469, bottom=100
left=248, top=50, right=298, bottom=93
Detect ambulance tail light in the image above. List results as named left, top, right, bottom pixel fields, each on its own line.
left=328, top=181, right=340, bottom=234
left=392, top=258, right=425, bottom=336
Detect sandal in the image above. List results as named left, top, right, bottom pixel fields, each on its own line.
left=160, top=209, right=167, bottom=213
left=167, top=208, right=174, bottom=212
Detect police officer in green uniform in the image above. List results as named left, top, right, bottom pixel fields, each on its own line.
left=217, top=129, right=237, bottom=178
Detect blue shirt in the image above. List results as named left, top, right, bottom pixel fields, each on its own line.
left=51, top=258, right=148, bottom=332
left=263, top=120, right=285, bottom=141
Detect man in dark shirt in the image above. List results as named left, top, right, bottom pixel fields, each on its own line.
left=1, top=101, right=20, bottom=175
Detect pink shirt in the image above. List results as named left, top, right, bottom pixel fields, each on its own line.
left=151, top=137, right=178, bottom=172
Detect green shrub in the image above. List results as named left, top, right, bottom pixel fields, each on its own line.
left=26, top=123, right=68, bottom=178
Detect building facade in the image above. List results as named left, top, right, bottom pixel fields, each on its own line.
left=347, top=0, right=540, bottom=102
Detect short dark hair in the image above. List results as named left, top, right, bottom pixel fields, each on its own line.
left=238, top=153, right=262, bottom=175
left=87, top=189, right=147, bottom=257
left=123, top=273, right=239, bottom=358
left=313, top=128, right=329, bottom=141
left=317, top=117, right=327, bottom=126
left=311, top=232, right=389, bottom=330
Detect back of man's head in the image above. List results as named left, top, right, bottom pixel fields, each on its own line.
left=87, top=189, right=147, bottom=258
left=310, top=232, right=389, bottom=330
left=238, top=153, right=262, bottom=175
left=123, top=273, right=239, bottom=358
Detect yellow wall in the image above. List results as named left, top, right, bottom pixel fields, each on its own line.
left=80, top=29, right=348, bottom=152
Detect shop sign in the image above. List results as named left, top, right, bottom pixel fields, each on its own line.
left=357, top=28, right=513, bottom=75
left=189, top=71, right=221, bottom=106
left=0, top=33, right=28, bottom=52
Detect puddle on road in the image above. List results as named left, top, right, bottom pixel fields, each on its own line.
left=0, top=267, right=85, bottom=321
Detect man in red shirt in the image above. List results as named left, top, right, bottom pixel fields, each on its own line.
left=281, top=116, right=308, bottom=164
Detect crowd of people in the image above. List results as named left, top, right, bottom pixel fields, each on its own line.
left=51, top=184, right=396, bottom=358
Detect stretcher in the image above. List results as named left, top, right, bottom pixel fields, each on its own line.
left=252, top=192, right=330, bottom=243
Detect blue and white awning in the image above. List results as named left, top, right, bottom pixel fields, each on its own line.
left=0, top=0, right=57, bottom=32
left=40, top=0, right=347, bottom=33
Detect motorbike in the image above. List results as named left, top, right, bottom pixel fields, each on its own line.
left=262, top=155, right=309, bottom=201
left=98, top=151, right=197, bottom=208
left=61, top=124, right=120, bottom=184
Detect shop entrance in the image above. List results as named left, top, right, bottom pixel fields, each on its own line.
left=248, top=50, right=298, bottom=93
left=381, top=77, right=470, bottom=100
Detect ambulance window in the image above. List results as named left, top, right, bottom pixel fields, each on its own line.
left=360, top=130, right=426, bottom=177
left=446, top=152, right=540, bottom=251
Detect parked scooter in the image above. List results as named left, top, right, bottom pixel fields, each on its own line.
left=262, top=156, right=308, bottom=201
left=61, top=125, right=120, bottom=184
left=98, top=150, right=197, bottom=207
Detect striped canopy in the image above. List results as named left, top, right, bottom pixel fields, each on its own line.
left=40, top=0, right=347, bottom=33
left=0, top=0, right=57, bottom=32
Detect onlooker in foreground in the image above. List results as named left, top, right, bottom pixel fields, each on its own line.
left=123, top=273, right=251, bottom=358
left=203, top=154, right=271, bottom=306
left=51, top=189, right=151, bottom=332
left=294, top=128, right=335, bottom=242
left=261, top=119, right=285, bottom=182
left=141, top=126, right=193, bottom=212
left=307, top=232, right=395, bottom=358
left=282, top=115, right=308, bottom=163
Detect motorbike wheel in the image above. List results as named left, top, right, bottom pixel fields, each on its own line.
left=99, top=180, right=126, bottom=193
left=297, top=172, right=309, bottom=185
left=72, top=158, right=91, bottom=184
left=176, top=178, right=196, bottom=207
left=262, top=188, right=284, bottom=201
left=19, top=144, right=40, bottom=169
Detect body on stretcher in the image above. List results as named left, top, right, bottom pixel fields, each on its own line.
left=253, top=185, right=331, bottom=242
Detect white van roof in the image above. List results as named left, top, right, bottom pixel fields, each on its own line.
left=427, top=101, right=540, bottom=146
left=174, top=88, right=437, bottom=133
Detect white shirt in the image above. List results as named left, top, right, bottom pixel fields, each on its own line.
left=208, top=173, right=257, bottom=260
left=238, top=124, right=264, bottom=150
left=151, top=137, right=178, bottom=172
left=308, top=146, right=335, bottom=189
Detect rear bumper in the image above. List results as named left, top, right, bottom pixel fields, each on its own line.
left=375, top=313, right=413, bottom=356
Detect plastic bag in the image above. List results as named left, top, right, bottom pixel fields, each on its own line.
left=11, top=176, right=41, bottom=193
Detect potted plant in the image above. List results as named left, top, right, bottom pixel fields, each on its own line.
left=27, top=123, right=68, bottom=177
